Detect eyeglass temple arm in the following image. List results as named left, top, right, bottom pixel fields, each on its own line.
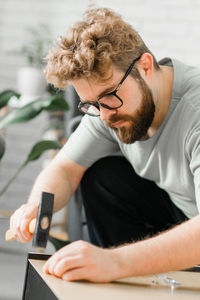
left=116, top=55, right=142, bottom=92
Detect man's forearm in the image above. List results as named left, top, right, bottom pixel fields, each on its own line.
left=28, top=163, right=72, bottom=211
left=114, top=215, right=200, bottom=278
left=27, top=150, right=87, bottom=212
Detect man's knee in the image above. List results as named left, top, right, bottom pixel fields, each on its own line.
left=80, top=155, right=136, bottom=204
left=82, top=155, right=132, bottom=185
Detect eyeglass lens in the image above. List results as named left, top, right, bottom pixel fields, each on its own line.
left=82, top=94, right=122, bottom=116
left=98, top=94, right=122, bottom=108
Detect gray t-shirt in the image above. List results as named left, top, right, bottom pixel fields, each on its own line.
left=64, top=58, right=200, bottom=219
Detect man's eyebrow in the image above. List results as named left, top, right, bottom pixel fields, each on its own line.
left=97, top=84, right=117, bottom=99
left=80, top=84, right=117, bottom=103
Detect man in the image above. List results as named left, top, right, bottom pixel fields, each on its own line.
left=10, top=7, right=200, bottom=282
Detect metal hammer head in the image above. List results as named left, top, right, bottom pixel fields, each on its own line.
left=32, top=192, right=54, bottom=248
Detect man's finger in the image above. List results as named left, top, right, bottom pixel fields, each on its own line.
left=20, top=219, right=33, bottom=241
left=45, top=254, right=83, bottom=276
left=62, top=267, right=86, bottom=281
left=43, top=248, right=71, bottom=274
left=43, top=241, right=84, bottom=273
left=53, top=256, right=84, bottom=277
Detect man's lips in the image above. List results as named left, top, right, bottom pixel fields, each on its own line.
left=111, top=120, right=126, bottom=128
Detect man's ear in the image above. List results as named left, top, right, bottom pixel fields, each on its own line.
left=137, top=53, right=154, bottom=80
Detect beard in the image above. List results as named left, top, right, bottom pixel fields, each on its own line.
left=106, top=77, right=155, bottom=144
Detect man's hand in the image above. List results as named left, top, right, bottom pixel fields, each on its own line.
left=9, top=202, right=38, bottom=243
left=44, top=216, right=200, bottom=282
left=43, top=240, right=121, bottom=283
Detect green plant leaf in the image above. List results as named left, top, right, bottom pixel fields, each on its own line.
left=0, top=133, right=6, bottom=159
left=0, top=90, right=20, bottom=109
left=0, top=140, right=62, bottom=197
left=45, top=96, right=70, bottom=111
left=0, top=95, right=69, bottom=129
left=10, top=24, right=52, bottom=67
left=24, top=140, right=62, bottom=163
left=48, top=235, right=71, bottom=251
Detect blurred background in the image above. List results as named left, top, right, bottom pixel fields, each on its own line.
left=1, top=0, right=200, bottom=299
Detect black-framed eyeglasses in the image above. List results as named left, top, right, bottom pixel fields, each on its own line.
left=78, top=55, right=142, bottom=117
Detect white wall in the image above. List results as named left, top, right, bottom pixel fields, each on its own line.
left=1, top=0, right=200, bottom=91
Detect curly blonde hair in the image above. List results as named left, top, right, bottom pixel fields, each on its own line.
left=44, top=8, right=160, bottom=89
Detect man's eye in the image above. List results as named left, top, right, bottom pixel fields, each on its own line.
left=99, top=95, right=121, bottom=108
left=99, top=94, right=114, bottom=103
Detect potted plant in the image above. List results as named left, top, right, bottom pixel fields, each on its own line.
left=13, top=24, right=53, bottom=106
left=0, top=88, right=69, bottom=196
left=0, top=88, right=72, bottom=250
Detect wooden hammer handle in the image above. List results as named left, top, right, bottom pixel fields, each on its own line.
left=5, top=218, right=36, bottom=242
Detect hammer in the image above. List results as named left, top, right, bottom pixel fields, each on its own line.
left=5, top=192, right=54, bottom=248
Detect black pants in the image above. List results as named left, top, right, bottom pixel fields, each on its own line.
left=81, top=156, right=188, bottom=248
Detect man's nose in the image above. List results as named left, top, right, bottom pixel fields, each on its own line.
left=99, top=107, right=117, bottom=121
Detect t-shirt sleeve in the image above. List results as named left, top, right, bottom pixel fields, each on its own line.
left=63, top=115, right=120, bottom=167
left=187, top=123, right=200, bottom=213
